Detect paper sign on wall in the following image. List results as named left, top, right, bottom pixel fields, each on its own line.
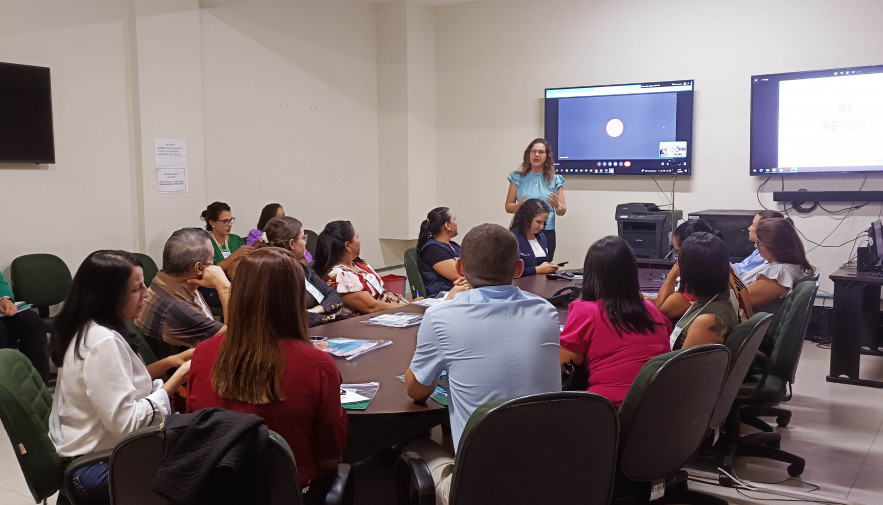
left=155, top=139, right=188, bottom=193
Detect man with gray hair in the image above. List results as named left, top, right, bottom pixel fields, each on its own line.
left=404, top=223, right=560, bottom=505
left=136, top=228, right=231, bottom=349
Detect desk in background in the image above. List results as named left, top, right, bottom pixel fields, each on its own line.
left=827, top=267, right=883, bottom=388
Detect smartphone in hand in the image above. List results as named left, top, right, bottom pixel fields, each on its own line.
left=556, top=261, right=569, bottom=267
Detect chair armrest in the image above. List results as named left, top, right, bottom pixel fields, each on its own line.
left=396, top=451, right=436, bottom=505
left=325, top=463, right=355, bottom=505
left=738, top=350, right=771, bottom=402
left=62, top=449, right=113, bottom=505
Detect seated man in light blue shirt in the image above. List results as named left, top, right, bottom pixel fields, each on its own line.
left=404, top=223, right=561, bottom=505
left=734, top=210, right=787, bottom=275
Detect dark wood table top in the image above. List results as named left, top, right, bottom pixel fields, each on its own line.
left=830, top=266, right=883, bottom=283
left=309, top=304, right=444, bottom=415
left=512, top=266, right=670, bottom=299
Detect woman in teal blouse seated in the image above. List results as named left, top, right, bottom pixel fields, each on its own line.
left=505, top=138, right=567, bottom=260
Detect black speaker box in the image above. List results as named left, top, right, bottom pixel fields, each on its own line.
left=857, top=246, right=874, bottom=272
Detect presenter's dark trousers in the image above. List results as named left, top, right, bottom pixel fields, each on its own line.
left=545, top=229, right=556, bottom=262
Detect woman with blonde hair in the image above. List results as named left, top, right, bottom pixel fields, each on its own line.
left=187, top=247, right=348, bottom=491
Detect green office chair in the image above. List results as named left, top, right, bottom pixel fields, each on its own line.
left=403, top=247, right=427, bottom=299
left=10, top=253, right=72, bottom=331
left=397, top=391, right=619, bottom=505
left=108, top=426, right=353, bottom=505
left=133, top=253, right=159, bottom=288
left=712, top=276, right=819, bottom=481
left=0, top=349, right=107, bottom=505
left=613, top=345, right=730, bottom=504
left=304, top=229, right=319, bottom=259
left=692, top=312, right=773, bottom=485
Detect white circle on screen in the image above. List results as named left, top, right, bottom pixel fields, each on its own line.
left=606, top=118, right=624, bottom=138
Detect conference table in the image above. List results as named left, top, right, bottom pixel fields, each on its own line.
left=320, top=263, right=671, bottom=461
left=309, top=304, right=446, bottom=462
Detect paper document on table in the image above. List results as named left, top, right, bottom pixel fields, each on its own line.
left=362, top=312, right=423, bottom=327
left=313, top=337, right=392, bottom=360
left=340, top=382, right=380, bottom=410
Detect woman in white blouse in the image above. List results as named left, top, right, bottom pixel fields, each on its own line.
left=741, top=218, right=814, bottom=312
left=49, top=250, right=191, bottom=504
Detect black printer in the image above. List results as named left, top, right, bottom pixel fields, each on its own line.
left=615, top=203, right=683, bottom=259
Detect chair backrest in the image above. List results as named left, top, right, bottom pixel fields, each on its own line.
left=133, top=253, right=159, bottom=288
left=403, top=247, right=427, bottom=299
left=769, top=275, right=819, bottom=385
left=110, top=427, right=303, bottom=505
left=10, top=253, right=72, bottom=317
left=710, top=312, right=774, bottom=429
left=448, top=392, right=618, bottom=505
left=618, top=345, right=729, bottom=482
left=0, top=349, right=62, bottom=502
left=304, top=229, right=319, bottom=258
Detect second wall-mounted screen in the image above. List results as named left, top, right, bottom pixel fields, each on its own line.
left=545, top=80, right=694, bottom=176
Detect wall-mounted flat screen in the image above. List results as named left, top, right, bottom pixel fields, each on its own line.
left=750, top=64, right=883, bottom=176
left=544, top=80, right=694, bottom=176
left=0, top=62, right=55, bottom=164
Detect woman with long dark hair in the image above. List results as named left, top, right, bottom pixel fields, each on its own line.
left=559, top=237, right=671, bottom=406
left=510, top=198, right=559, bottom=276
left=671, top=232, right=739, bottom=350
left=49, top=251, right=191, bottom=504
left=314, top=220, right=410, bottom=315
left=741, top=218, right=814, bottom=312
left=257, top=216, right=343, bottom=325
left=734, top=210, right=789, bottom=275
left=187, top=248, right=347, bottom=490
left=504, top=138, right=567, bottom=260
left=416, top=207, right=463, bottom=296
left=653, top=218, right=718, bottom=319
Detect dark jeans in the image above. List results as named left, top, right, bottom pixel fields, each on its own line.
left=0, top=308, right=49, bottom=381
left=71, top=461, right=110, bottom=504
left=545, top=229, right=557, bottom=263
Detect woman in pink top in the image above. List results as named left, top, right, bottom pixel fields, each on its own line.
left=559, top=236, right=672, bottom=406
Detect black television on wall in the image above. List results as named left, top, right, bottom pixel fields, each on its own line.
left=0, top=62, right=55, bottom=164
left=544, top=79, right=694, bottom=176
left=750, top=63, right=883, bottom=176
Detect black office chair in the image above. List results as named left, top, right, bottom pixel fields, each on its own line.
left=397, top=391, right=619, bottom=505
left=613, top=345, right=730, bottom=504
left=10, top=253, right=72, bottom=332
left=109, top=425, right=353, bottom=505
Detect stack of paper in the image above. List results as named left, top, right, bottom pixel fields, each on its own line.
left=361, top=312, right=423, bottom=328
left=340, top=382, right=380, bottom=410
left=313, top=337, right=392, bottom=360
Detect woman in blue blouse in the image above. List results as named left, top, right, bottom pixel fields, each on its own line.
left=510, top=199, right=559, bottom=277
left=417, top=207, right=462, bottom=297
left=505, top=138, right=566, bottom=260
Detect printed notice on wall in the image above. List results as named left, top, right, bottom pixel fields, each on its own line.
left=155, top=139, right=188, bottom=193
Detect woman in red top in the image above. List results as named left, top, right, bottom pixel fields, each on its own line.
left=559, top=236, right=672, bottom=406
left=187, top=247, right=347, bottom=489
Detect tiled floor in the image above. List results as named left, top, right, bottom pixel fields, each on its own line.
left=1, top=341, right=882, bottom=504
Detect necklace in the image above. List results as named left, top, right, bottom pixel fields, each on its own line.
left=211, top=234, right=229, bottom=252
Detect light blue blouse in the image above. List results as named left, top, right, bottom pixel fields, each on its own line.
left=507, top=171, right=566, bottom=230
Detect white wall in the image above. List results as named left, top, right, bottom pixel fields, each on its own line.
left=199, top=0, right=382, bottom=263
left=3, top=0, right=882, bottom=297
left=434, top=0, right=883, bottom=294
left=0, top=1, right=139, bottom=273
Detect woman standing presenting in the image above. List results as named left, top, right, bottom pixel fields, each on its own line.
left=505, top=138, right=566, bottom=260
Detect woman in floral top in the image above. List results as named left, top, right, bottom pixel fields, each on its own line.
left=314, top=220, right=410, bottom=315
